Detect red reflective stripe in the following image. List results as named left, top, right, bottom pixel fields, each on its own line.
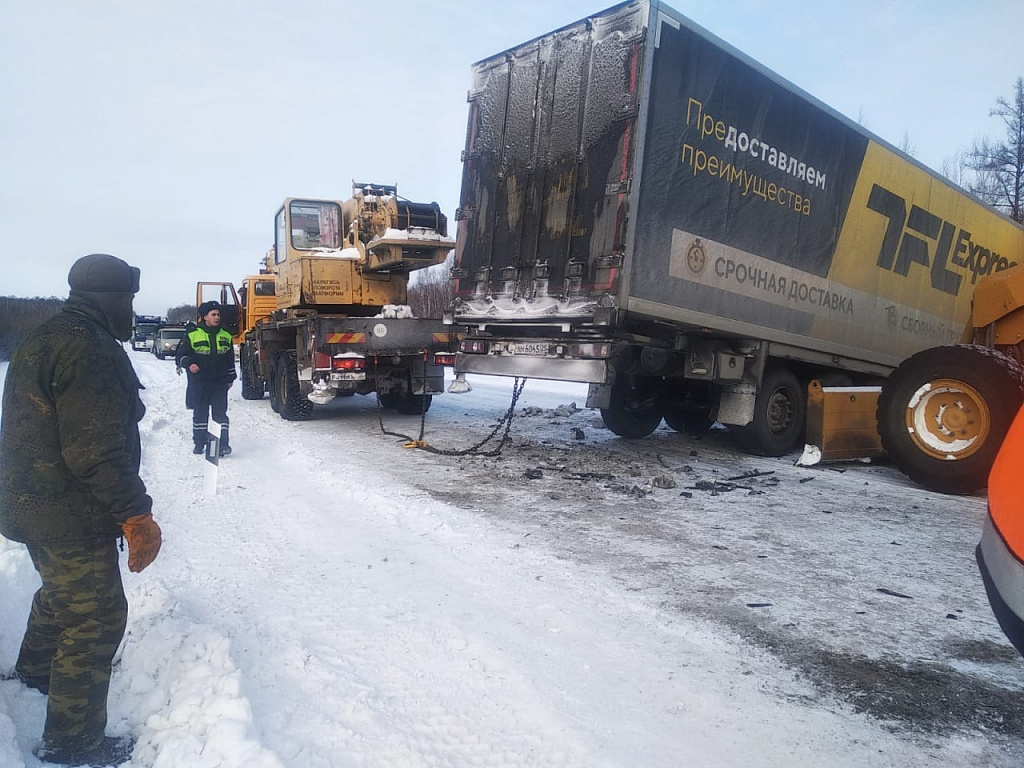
left=989, top=404, right=1024, bottom=558
left=325, top=333, right=367, bottom=343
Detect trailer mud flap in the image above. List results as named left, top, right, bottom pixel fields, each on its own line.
left=798, top=380, right=883, bottom=465
left=409, top=358, right=445, bottom=396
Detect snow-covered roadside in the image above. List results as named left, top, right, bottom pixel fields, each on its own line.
left=1, top=357, right=1022, bottom=767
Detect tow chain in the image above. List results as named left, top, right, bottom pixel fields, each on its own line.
left=372, top=355, right=527, bottom=457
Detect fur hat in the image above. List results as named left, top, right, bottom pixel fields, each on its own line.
left=198, top=300, right=221, bottom=318
left=68, top=253, right=140, bottom=293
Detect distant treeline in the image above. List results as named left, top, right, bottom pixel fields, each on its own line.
left=0, top=273, right=452, bottom=361
left=0, top=296, right=65, bottom=361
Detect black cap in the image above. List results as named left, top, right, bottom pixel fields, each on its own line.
left=198, top=301, right=221, bottom=317
left=68, top=253, right=140, bottom=293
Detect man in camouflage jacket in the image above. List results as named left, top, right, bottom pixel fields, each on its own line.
left=0, top=253, right=162, bottom=767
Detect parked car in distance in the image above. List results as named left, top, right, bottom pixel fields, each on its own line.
left=153, top=326, right=187, bottom=360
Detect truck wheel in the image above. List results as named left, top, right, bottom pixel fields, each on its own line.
left=267, top=356, right=282, bottom=414
left=277, top=351, right=313, bottom=421
left=378, top=392, right=398, bottom=409
left=877, top=345, right=1024, bottom=494
left=395, top=393, right=432, bottom=415
left=663, top=408, right=714, bottom=435
left=735, top=367, right=805, bottom=456
left=601, top=376, right=662, bottom=439
left=240, top=346, right=264, bottom=401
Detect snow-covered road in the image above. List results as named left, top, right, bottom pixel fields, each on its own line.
left=1, top=355, right=1022, bottom=767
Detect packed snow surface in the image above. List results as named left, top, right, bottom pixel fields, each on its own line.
left=1, top=355, right=1022, bottom=767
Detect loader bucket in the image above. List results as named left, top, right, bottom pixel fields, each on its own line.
left=798, top=380, right=884, bottom=465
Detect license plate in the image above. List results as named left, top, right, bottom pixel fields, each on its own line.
left=330, top=372, right=366, bottom=381
left=510, top=342, right=549, bottom=356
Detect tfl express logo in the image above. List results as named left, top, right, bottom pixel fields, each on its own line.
left=866, top=183, right=1016, bottom=296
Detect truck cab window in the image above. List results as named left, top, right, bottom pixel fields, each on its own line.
left=289, top=201, right=342, bottom=250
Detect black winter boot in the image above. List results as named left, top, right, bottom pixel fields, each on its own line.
left=37, top=734, right=135, bottom=766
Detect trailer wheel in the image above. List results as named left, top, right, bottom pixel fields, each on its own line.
left=395, top=393, right=432, bottom=415
left=663, top=408, right=714, bottom=435
left=601, top=376, right=662, bottom=439
left=735, top=367, right=805, bottom=456
left=277, top=351, right=313, bottom=421
left=877, top=345, right=1024, bottom=494
left=240, top=346, right=264, bottom=401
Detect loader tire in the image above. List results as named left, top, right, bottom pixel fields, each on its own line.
left=734, top=367, right=805, bottom=456
left=276, top=351, right=313, bottom=421
left=877, top=345, right=1024, bottom=495
left=601, top=376, right=662, bottom=439
left=240, top=346, right=264, bottom=401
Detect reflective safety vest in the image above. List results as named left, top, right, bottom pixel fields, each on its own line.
left=187, top=327, right=232, bottom=356
left=977, top=404, right=1024, bottom=657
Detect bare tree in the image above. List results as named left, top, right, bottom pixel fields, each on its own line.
left=964, top=77, right=1024, bottom=222
left=941, top=150, right=970, bottom=188
left=898, top=131, right=916, bottom=158
left=408, top=261, right=453, bottom=319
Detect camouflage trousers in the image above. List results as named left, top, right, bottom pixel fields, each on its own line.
left=16, top=539, right=127, bottom=753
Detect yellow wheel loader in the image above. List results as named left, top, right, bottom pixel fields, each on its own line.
left=808, top=264, right=1024, bottom=494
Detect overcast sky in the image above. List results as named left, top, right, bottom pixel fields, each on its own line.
left=3, top=0, right=1021, bottom=315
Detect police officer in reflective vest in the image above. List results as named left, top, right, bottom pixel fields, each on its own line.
left=977, top=403, right=1024, bottom=657
left=176, top=301, right=236, bottom=456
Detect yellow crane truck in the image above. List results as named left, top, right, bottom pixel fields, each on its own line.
left=201, top=183, right=458, bottom=420
left=447, top=0, right=1024, bottom=494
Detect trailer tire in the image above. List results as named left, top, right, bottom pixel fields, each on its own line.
left=601, top=376, right=662, bottom=439
left=877, top=345, right=1024, bottom=495
left=663, top=408, right=714, bottom=435
left=276, top=351, right=313, bottom=421
left=734, top=367, right=805, bottom=456
left=395, top=393, right=432, bottom=415
left=240, top=346, right=264, bottom=401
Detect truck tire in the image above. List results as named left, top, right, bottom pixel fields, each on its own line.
left=734, top=367, right=805, bottom=456
left=395, top=393, right=432, bottom=415
left=877, top=345, right=1024, bottom=495
left=267, top=356, right=282, bottom=414
left=663, top=408, right=714, bottom=435
left=240, top=346, right=264, bottom=401
left=276, top=351, right=313, bottom=421
left=601, top=376, right=662, bottom=439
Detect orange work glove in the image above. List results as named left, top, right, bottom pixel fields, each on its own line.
left=121, top=513, right=162, bottom=573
